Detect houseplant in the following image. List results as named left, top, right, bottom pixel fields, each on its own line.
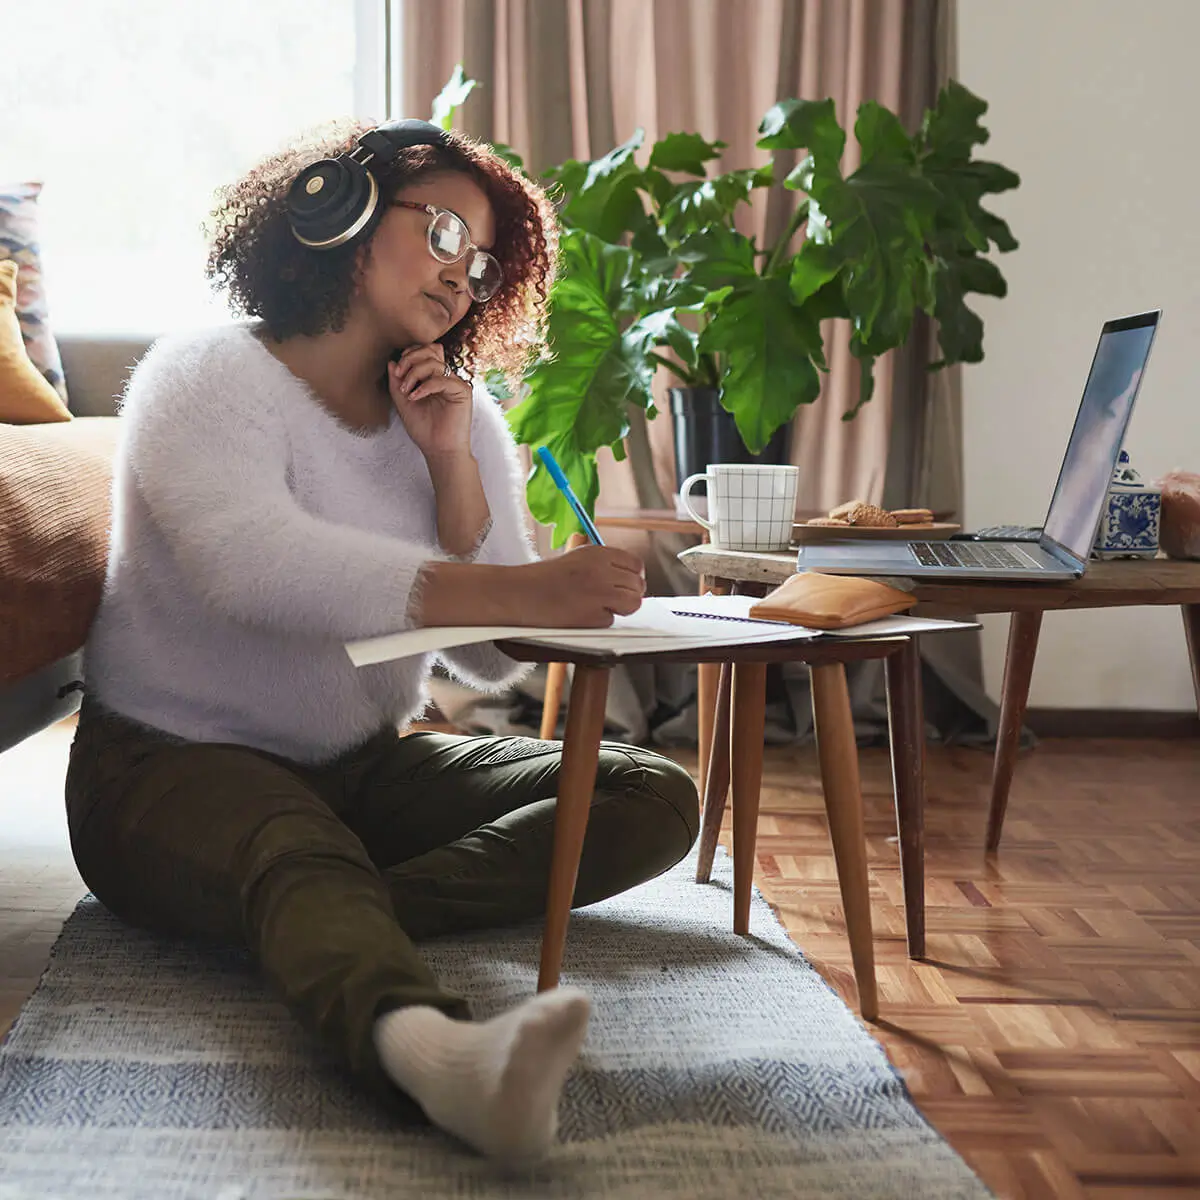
left=434, top=75, right=1020, bottom=546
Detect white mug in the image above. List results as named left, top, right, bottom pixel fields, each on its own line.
left=679, top=463, right=799, bottom=552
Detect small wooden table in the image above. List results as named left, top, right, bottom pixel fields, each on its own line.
left=679, top=548, right=1200, bottom=850
left=497, top=633, right=929, bottom=1021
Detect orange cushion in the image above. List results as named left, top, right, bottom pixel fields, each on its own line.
left=0, top=417, right=120, bottom=684
left=749, top=570, right=916, bottom=630
left=0, top=259, right=71, bottom=423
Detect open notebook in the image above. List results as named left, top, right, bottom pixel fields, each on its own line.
left=344, top=594, right=976, bottom=668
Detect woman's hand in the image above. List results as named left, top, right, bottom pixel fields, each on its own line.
left=388, top=343, right=473, bottom=459
left=510, top=545, right=646, bottom=627
left=413, top=546, right=645, bottom=629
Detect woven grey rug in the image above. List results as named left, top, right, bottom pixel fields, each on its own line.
left=0, top=848, right=990, bottom=1199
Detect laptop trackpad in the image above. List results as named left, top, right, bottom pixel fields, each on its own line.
left=797, top=542, right=917, bottom=569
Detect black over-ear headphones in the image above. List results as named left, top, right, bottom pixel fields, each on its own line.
left=286, top=118, right=451, bottom=251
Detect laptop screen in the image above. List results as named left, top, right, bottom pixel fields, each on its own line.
left=1040, top=311, right=1160, bottom=563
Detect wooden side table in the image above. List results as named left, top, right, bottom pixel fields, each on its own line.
left=678, top=547, right=1200, bottom=852
left=497, top=632, right=927, bottom=1022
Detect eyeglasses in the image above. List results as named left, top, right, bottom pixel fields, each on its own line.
left=391, top=200, right=503, bottom=303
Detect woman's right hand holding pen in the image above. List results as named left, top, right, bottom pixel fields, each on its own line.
left=514, top=545, right=645, bottom=627
left=416, top=545, right=645, bottom=629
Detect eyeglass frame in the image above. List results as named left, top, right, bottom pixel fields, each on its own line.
left=390, top=200, right=503, bottom=303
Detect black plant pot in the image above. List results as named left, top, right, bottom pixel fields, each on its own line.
left=669, top=387, right=791, bottom=496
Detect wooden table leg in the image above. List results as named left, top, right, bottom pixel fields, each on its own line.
left=538, top=664, right=610, bottom=992
left=1182, top=603, right=1200, bottom=714
left=811, top=662, right=879, bottom=1022
left=697, top=578, right=732, bottom=789
left=985, top=609, right=1043, bottom=853
left=538, top=532, right=590, bottom=740
left=884, top=637, right=926, bottom=960
left=695, top=660, right=732, bottom=883
left=730, top=661, right=768, bottom=936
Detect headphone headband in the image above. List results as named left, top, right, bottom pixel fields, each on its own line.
left=286, top=119, right=453, bottom=251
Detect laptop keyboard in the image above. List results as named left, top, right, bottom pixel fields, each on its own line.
left=910, top=541, right=1040, bottom=570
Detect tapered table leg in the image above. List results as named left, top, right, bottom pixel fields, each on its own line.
left=985, top=609, right=1043, bottom=852
left=538, top=664, right=610, bottom=991
left=811, top=662, right=878, bottom=1022
left=695, top=660, right=732, bottom=883
left=538, top=532, right=589, bottom=740
left=730, top=662, right=768, bottom=936
left=884, top=637, right=926, bottom=959
left=697, top=578, right=731, bottom=789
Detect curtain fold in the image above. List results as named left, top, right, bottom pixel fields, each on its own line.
left=399, top=0, right=1000, bottom=746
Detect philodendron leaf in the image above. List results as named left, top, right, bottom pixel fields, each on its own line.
left=814, top=157, right=939, bottom=357
left=648, top=131, right=726, bottom=175
left=507, top=231, right=670, bottom=544
left=917, top=80, right=1020, bottom=367
left=698, top=277, right=823, bottom=452
left=757, top=97, right=846, bottom=174
left=430, top=64, right=476, bottom=130
left=658, top=167, right=774, bottom=244
left=525, top=431, right=601, bottom=548
left=559, top=129, right=651, bottom=244
left=789, top=240, right=843, bottom=308
left=675, top=225, right=758, bottom=289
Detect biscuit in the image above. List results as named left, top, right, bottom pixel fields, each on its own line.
left=889, top=508, right=933, bottom=524
left=806, top=517, right=851, bottom=527
left=829, top=500, right=864, bottom=520
left=841, top=502, right=898, bottom=527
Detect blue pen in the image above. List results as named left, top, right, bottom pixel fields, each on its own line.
left=536, top=446, right=605, bottom=545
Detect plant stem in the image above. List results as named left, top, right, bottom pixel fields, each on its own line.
left=763, top=200, right=810, bottom=277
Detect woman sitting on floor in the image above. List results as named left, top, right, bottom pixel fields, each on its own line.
left=65, top=118, right=699, bottom=1163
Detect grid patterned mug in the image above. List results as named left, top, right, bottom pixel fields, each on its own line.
left=679, top=463, right=799, bottom=552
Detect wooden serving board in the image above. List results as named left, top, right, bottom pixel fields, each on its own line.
left=792, top=521, right=961, bottom=542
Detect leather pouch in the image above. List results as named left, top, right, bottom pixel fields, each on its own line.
left=748, top=571, right=916, bottom=630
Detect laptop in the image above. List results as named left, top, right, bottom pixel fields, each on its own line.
left=797, top=309, right=1161, bottom=581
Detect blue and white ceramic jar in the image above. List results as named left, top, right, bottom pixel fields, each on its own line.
left=1092, top=451, right=1161, bottom=559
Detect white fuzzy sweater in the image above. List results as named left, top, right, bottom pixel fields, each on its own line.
left=85, top=323, right=537, bottom=762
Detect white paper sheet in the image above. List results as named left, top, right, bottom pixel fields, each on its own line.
left=345, top=594, right=977, bottom=668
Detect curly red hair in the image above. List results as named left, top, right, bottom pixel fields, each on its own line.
left=205, top=119, right=558, bottom=388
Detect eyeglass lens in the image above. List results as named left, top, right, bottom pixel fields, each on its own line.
left=428, top=211, right=502, bottom=302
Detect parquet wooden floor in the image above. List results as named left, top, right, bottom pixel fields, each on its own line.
left=2, top=720, right=1198, bottom=1198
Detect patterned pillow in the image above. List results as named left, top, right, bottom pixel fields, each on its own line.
left=0, top=182, right=68, bottom=403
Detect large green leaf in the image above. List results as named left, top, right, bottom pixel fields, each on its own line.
left=524, top=431, right=601, bottom=548
left=557, top=129, right=652, bottom=243
left=674, top=226, right=758, bottom=289
left=814, top=159, right=939, bottom=355
left=657, top=167, right=773, bottom=244
left=648, top=131, right=726, bottom=175
left=698, top=277, right=823, bottom=451
left=757, top=97, right=846, bottom=171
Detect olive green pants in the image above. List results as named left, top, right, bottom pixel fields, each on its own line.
left=65, top=701, right=699, bottom=1100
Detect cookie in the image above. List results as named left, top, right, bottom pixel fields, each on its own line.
left=889, top=508, right=934, bottom=524
left=806, top=517, right=851, bottom=527
left=841, top=502, right=898, bottom=527
left=829, top=499, right=864, bottom=521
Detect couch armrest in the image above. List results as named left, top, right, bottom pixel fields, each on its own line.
left=58, top=334, right=155, bottom=416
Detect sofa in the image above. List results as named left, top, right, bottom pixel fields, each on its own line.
left=0, top=334, right=151, bottom=753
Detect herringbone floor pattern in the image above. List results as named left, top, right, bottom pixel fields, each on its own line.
left=2, top=720, right=1197, bottom=1198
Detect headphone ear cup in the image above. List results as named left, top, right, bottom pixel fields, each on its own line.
left=286, top=156, right=378, bottom=250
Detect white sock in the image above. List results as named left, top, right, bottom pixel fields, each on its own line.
left=373, top=987, right=591, bottom=1162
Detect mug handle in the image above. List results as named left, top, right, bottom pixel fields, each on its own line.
left=679, top=472, right=715, bottom=531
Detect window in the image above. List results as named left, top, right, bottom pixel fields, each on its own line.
left=1, top=0, right=385, bottom=334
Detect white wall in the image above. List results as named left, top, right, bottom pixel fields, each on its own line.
left=957, top=0, right=1200, bottom=710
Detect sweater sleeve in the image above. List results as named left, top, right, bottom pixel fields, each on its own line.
left=433, top=384, right=539, bottom=688
left=120, top=333, right=443, bottom=642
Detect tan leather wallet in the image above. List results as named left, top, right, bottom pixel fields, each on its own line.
left=748, top=571, right=916, bottom=630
